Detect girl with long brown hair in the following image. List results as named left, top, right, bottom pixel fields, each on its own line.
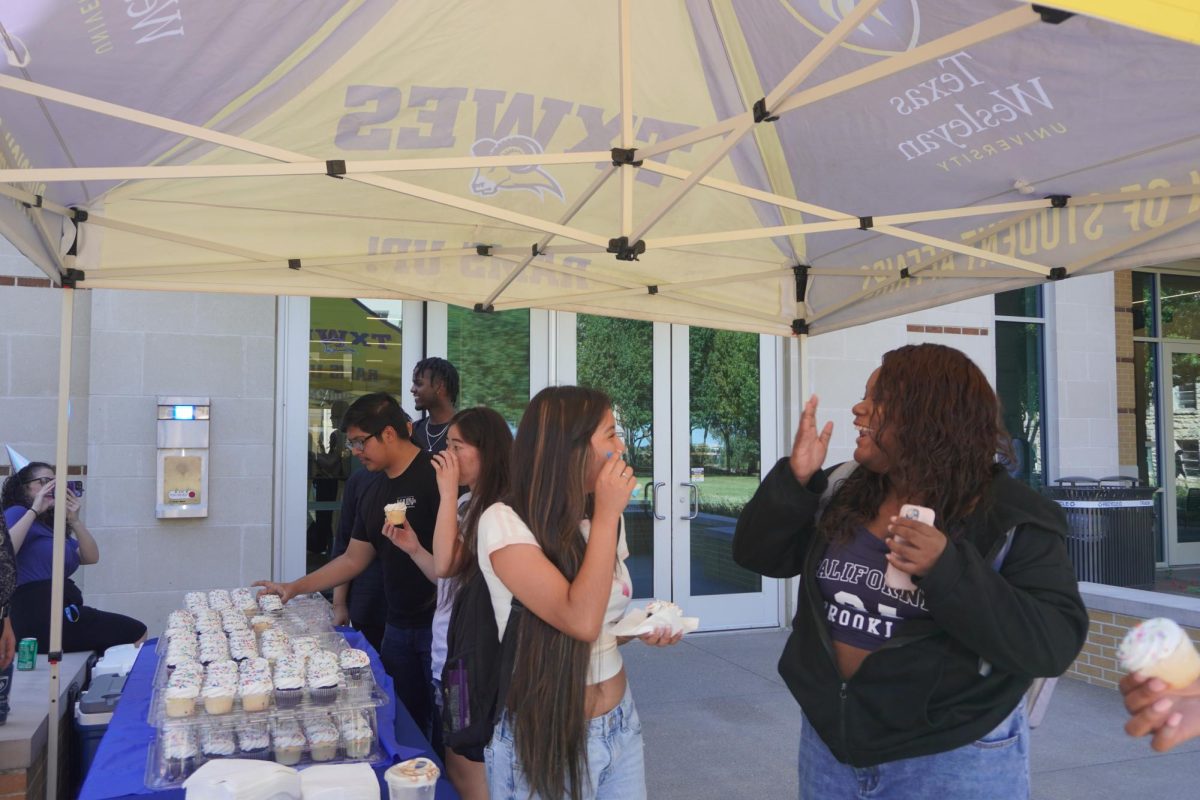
left=429, top=406, right=513, bottom=799
left=478, top=386, right=681, bottom=800
left=734, top=344, right=1088, bottom=799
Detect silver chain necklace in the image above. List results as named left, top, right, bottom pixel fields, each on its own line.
left=424, top=420, right=449, bottom=451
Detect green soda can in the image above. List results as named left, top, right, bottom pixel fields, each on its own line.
left=17, top=638, right=37, bottom=671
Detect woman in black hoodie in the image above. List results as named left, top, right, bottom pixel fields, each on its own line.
left=734, top=344, right=1087, bottom=800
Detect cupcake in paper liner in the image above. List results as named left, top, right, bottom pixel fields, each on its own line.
left=161, top=727, right=200, bottom=782
left=166, top=638, right=198, bottom=669
left=271, top=720, right=306, bottom=767
left=339, top=648, right=370, bottom=682
left=238, top=660, right=273, bottom=712
left=193, top=609, right=222, bottom=633
left=231, top=587, right=259, bottom=616
left=207, top=589, right=233, bottom=611
left=200, top=726, right=237, bottom=759
left=250, top=614, right=274, bottom=634
left=164, top=682, right=199, bottom=718
left=202, top=676, right=236, bottom=716
left=339, top=711, right=374, bottom=759
left=236, top=722, right=271, bottom=760
left=1119, top=617, right=1200, bottom=689
left=258, top=593, right=284, bottom=614
left=167, top=609, right=195, bottom=630
left=304, top=717, right=340, bottom=762
left=184, top=591, right=209, bottom=614
left=228, top=630, right=258, bottom=662
left=273, top=674, right=305, bottom=709
left=307, top=665, right=341, bottom=705
left=291, top=636, right=322, bottom=659
left=198, top=633, right=229, bottom=665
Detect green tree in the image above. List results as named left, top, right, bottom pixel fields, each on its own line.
left=577, top=315, right=653, bottom=471
left=695, top=330, right=759, bottom=473
left=447, top=307, right=530, bottom=427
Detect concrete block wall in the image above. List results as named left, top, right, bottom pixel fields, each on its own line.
left=83, top=290, right=278, bottom=635
left=807, top=294, right=998, bottom=468
left=1052, top=273, right=1121, bottom=479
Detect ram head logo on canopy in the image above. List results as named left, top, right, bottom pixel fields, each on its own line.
left=469, top=134, right=566, bottom=202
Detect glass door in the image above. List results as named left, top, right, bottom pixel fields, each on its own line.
left=576, top=316, right=779, bottom=630
left=1164, top=344, right=1200, bottom=565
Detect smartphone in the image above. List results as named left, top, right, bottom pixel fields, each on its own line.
left=887, top=504, right=934, bottom=592
left=67, top=480, right=84, bottom=498
left=899, top=504, right=935, bottom=526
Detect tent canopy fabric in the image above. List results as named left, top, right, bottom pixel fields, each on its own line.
left=1, top=0, right=1199, bottom=336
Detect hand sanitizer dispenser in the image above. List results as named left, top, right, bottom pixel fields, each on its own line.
left=156, top=396, right=210, bottom=518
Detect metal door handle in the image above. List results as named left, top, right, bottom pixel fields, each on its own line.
left=681, top=481, right=700, bottom=520
left=650, top=481, right=666, bottom=520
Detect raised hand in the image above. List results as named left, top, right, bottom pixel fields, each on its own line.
left=30, top=479, right=55, bottom=515
left=431, top=450, right=461, bottom=496
left=789, top=394, right=833, bottom=485
left=593, top=453, right=637, bottom=523
left=252, top=579, right=296, bottom=605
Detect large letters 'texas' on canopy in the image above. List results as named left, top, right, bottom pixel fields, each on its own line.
left=1, top=0, right=1199, bottom=335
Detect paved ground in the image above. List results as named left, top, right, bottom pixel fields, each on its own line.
left=623, top=628, right=1199, bottom=800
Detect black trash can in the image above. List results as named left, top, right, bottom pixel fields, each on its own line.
left=1041, top=477, right=1158, bottom=589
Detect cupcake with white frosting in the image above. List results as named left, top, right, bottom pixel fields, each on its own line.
left=1119, top=617, right=1200, bottom=689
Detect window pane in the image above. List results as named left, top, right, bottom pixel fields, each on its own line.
left=995, top=320, right=1045, bottom=486
left=688, top=328, right=762, bottom=596
left=446, top=307, right=530, bottom=429
left=1133, top=341, right=1164, bottom=560
left=994, top=286, right=1042, bottom=318
left=1169, top=351, right=1200, bottom=545
left=308, top=298, right=404, bottom=569
left=1160, top=274, right=1200, bottom=340
left=576, top=315, right=655, bottom=599
left=1132, top=271, right=1156, bottom=337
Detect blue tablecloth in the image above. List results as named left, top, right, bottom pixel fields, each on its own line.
left=78, top=628, right=458, bottom=799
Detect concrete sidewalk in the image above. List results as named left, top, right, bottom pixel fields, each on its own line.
left=624, top=628, right=1199, bottom=800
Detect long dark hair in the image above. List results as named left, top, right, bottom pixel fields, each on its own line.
left=0, top=462, right=56, bottom=527
left=505, top=385, right=611, bottom=800
left=820, top=344, right=1012, bottom=541
left=446, top=406, right=513, bottom=584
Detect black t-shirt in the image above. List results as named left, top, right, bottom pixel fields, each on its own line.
left=412, top=417, right=451, bottom=454
left=351, top=451, right=440, bottom=628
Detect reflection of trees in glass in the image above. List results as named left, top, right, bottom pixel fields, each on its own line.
left=996, top=320, right=1044, bottom=486
left=447, top=308, right=530, bottom=428
left=690, top=330, right=759, bottom=475
left=577, top=316, right=652, bottom=472
left=1134, top=342, right=1159, bottom=487
left=1161, top=275, right=1200, bottom=340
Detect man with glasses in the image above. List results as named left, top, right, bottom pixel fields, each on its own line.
left=256, top=392, right=440, bottom=739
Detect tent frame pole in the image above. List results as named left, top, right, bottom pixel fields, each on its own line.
left=628, top=0, right=884, bottom=243
left=47, top=286, right=74, bottom=800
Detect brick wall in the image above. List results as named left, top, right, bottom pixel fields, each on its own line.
left=0, top=712, right=72, bottom=800
left=1067, top=607, right=1200, bottom=690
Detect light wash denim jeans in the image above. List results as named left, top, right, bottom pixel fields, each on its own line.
left=485, top=684, right=646, bottom=800
left=799, top=703, right=1030, bottom=800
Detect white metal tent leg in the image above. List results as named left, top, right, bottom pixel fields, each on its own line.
left=47, top=286, right=74, bottom=800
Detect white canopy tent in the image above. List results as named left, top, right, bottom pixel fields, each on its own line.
left=2, top=1, right=1200, bottom=795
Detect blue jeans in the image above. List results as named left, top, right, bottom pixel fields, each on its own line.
left=798, top=704, right=1030, bottom=800
left=485, top=684, right=646, bottom=800
left=380, top=624, right=434, bottom=743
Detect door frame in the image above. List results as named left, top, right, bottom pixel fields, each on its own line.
left=1161, top=342, right=1200, bottom=566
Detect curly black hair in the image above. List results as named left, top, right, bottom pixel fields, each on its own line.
left=413, top=357, right=459, bottom=405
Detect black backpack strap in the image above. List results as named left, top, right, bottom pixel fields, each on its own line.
left=493, top=596, right=524, bottom=724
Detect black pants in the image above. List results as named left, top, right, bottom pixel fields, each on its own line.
left=12, top=579, right=147, bottom=655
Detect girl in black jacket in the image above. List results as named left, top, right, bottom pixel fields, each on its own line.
left=734, top=344, right=1087, bottom=799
